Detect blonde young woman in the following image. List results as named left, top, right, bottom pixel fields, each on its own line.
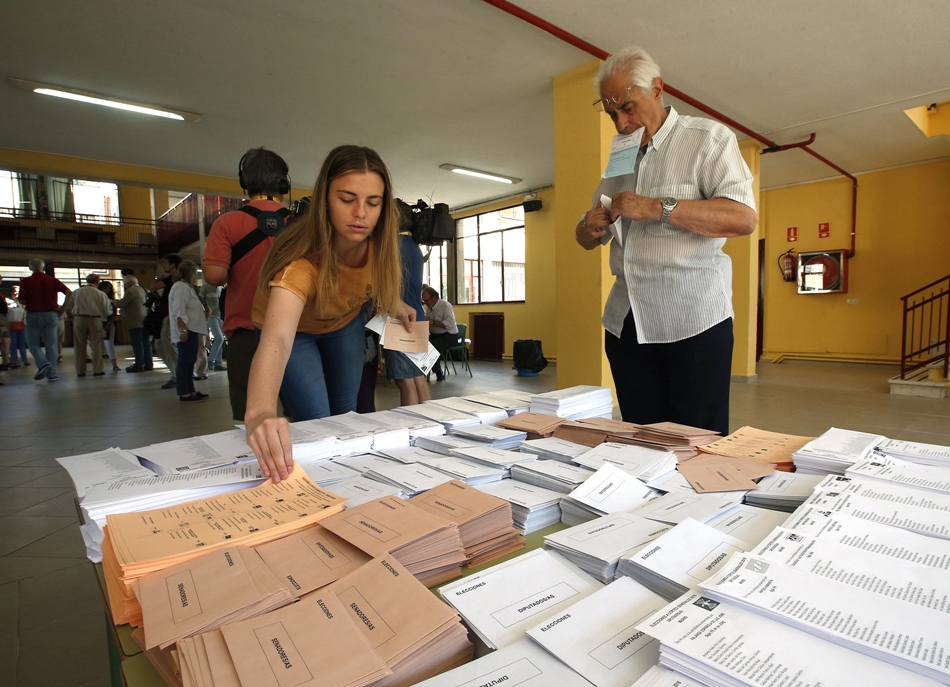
left=246, top=145, right=414, bottom=482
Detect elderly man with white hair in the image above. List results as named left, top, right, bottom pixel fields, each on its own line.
left=116, top=270, right=152, bottom=372
left=17, top=258, right=72, bottom=381
left=575, top=46, right=757, bottom=436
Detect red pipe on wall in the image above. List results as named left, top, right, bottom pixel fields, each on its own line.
left=482, top=0, right=857, bottom=257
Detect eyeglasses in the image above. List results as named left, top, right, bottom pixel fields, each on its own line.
left=593, top=85, right=638, bottom=114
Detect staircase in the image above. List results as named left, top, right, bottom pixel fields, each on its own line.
left=890, top=274, right=950, bottom=398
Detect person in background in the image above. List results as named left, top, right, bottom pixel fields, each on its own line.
left=6, top=285, right=28, bottom=367
left=422, top=286, right=458, bottom=382
left=116, top=270, right=151, bottom=372
left=98, top=279, right=120, bottom=372
left=384, top=231, right=431, bottom=405
left=19, top=258, right=71, bottom=382
left=246, top=144, right=414, bottom=482
left=169, top=260, right=209, bottom=403
left=0, top=282, right=10, bottom=371
left=201, top=281, right=226, bottom=371
left=71, top=273, right=112, bottom=377
left=148, top=254, right=182, bottom=389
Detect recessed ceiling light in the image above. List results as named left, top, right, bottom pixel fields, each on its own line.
left=439, top=164, right=521, bottom=184
left=8, top=77, right=202, bottom=122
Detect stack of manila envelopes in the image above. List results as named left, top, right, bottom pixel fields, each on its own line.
left=698, top=426, right=814, bottom=472
left=495, top=411, right=567, bottom=440
left=552, top=417, right=641, bottom=447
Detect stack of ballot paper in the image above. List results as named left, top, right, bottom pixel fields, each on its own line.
left=410, top=480, right=524, bottom=567
left=362, top=461, right=454, bottom=496
left=703, top=504, right=789, bottom=548
left=439, top=549, right=602, bottom=650
left=448, top=445, right=538, bottom=476
left=319, top=495, right=467, bottom=587
left=519, top=436, right=591, bottom=462
left=700, top=551, right=950, bottom=684
left=325, top=556, right=473, bottom=686
left=636, top=422, right=720, bottom=447
left=362, top=409, right=446, bottom=443
left=410, top=452, right=508, bottom=486
left=332, top=452, right=404, bottom=474
left=559, top=463, right=659, bottom=526
left=131, top=429, right=257, bottom=475
left=510, top=458, right=595, bottom=493
left=128, top=627, right=182, bottom=687
left=530, top=385, right=614, bottom=419
left=448, top=423, right=527, bottom=449
left=875, top=437, right=950, bottom=466
left=300, top=417, right=377, bottom=456
left=543, top=512, right=671, bottom=582
left=299, top=458, right=360, bottom=486
left=322, top=411, right=411, bottom=450
left=494, top=411, right=566, bottom=439
left=525, top=576, right=666, bottom=687
left=253, top=524, right=371, bottom=596
left=846, top=453, right=950, bottom=495
left=376, top=446, right=441, bottom=463
left=57, top=447, right=156, bottom=498
left=397, top=403, right=482, bottom=430
left=328, top=475, right=405, bottom=507
left=415, top=638, right=593, bottom=687
left=742, top=471, right=824, bottom=511
left=628, top=490, right=743, bottom=526
left=213, top=590, right=392, bottom=687
left=637, top=590, right=941, bottom=687
left=629, top=666, right=700, bottom=687
left=427, top=397, right=509, bottom=425
left=136, top=546, right=294, bottom=650
left=698, top=426, right=813, bottom=472
left=286, top=421, right=340, bottom=461
left=573, top=442, right=677, bottom=483
left=615, top=518, right=747, bottom=600
left=463, top=389, right=532, bottom=415
left=675, top=453, right=775, bottom=493
left=791, top=426, right=884, bottom=474
left=100, top=468, right=346, bottom=626
left=474, top=480, right=563, bottom=533
left=552, top=417, right=640, bottom=447
left=414, top=434, right=482, bottom=455
left=609, top=434, right=699, bottom=461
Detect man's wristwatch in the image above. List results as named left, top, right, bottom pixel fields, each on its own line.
left=660, top=197, right=677, bottom=224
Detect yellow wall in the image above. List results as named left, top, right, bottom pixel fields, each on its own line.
left=762, top=158, right=950, bottom=361
left=453, top=187, right=558, bottom=360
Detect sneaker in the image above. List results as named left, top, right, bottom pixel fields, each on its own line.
left=47, top=373, right=58, bottom=382
left=212, top=364, right=227, bottom=372
left=34, top=364, right=51, bottom=380
left=161, top=380, right=177, bottom=390
left=179, top=394, right=208, bottom=403
left=125, top=365, right=144, bottom=373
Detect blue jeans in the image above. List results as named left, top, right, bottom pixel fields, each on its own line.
left=128, top=327, right=153, bottom=368
left=259, top=312, right=365, bottom=421
left=9, top=329, right=27, bottom=363
left=176, top=330, right=199, bottom=396
left=207, top=315, right=225, bottom=366
left=26, top=311, right=59, bottom=376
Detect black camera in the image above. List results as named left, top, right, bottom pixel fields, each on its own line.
left=397, top=199, right=455, bottom=246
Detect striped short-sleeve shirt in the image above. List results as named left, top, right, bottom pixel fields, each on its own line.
left=594, top=107, right=756, bottom=344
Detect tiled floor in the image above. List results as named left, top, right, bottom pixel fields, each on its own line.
left=0, top=346, right=947, bottom=687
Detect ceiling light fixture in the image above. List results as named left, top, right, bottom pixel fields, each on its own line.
left=439, top=164, right=521, bottom=184
left=8, top=77, right=202, bottom=122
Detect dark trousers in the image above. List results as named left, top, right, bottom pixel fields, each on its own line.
left=605, top=314, right=733, bottom=436
left=175, top=331, right=199, bottom=397
left=227, top=328, right=258, bottom=421
left=128, top=327, right=153, bottom=368
left=429, top=331, right=458, bottom=379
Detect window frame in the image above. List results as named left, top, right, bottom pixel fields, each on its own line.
left=453, top=204, right=526, bottom=305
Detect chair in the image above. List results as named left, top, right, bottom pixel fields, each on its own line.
left=444, top=323, right=472, bottom=377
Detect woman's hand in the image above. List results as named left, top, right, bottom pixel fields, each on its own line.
left=245, top=412, right=294, bottom=483
left=395, top=300, right=416, bottom=333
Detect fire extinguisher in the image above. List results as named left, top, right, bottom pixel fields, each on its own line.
left=778, top=249, right=797, bottom=282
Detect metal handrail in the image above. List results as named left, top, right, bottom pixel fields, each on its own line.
left=900, top=274, right=950, bottom=380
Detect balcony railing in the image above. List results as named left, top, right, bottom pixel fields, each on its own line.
left=900, top=274, right=950, bottom=380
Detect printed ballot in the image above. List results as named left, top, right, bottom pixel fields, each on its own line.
left=636, top=590, right=943, bottom=687
left=428, top=397, right=509, bottom=426
left=328, top=475, right=404, bottom=508
left=875, top=437, right=950, bottom=466
left=603, top=129, right=644, bottom=178
left=629, top=665, right=701, bottom=687
left=57, top=447, right=155, bottom=497
left=704, top=504, right=787, bottom=548
left=742, top=471, right=824, bottom=512
left=510, top=459, right=594, bottom=494
left=698, top=426, right=814, bottom=471
left=439, top=548, right=601, bottom=650
left=475, top=480, right=563, bottom=534
left=630, top=491, right=742, bottom=526
left=572, top=442, right=676, bottom=482
left=253, top=524, right=372, bottom=597
left=382, top=317, right=429, bottom=353
left=846, top=453, right=950, bottom=495
left=526, top=577, right=665, bottom=687
left=792, top=426, right=884, bottom=474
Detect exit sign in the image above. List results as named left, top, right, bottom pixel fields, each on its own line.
left=818, top=222, right=830, bottom=238
left=787, top=226, right=798, bottom=242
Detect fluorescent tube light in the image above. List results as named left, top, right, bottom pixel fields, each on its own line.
left=439, top=164, right=521, bottom=184
left=8, top=77, right=202, bottom=122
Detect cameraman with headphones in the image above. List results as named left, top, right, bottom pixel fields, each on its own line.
left=203, top=148, right=292, bottom=421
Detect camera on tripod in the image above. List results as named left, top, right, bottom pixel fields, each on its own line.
left=397, top=199, right=455, bottom=245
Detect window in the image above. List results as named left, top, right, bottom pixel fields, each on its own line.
left=421, top=243, right=449, bottom=299
left=0, top=169, right=119, bottom=223
left=455, top=205, right=525, bottom=304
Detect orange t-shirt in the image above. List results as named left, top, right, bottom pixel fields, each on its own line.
left=252, top=254, right=375, bottom=335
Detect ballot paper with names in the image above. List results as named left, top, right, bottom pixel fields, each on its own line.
left=519, top=437, right=591, bottom=462
left=629, top=665, right=701, bottom=687
left=298, top=459, right=361, bottom=486
left=361, top=409, right=446, bottom=441
left=704, top=504, right=788, bottom=549
left=131, top=429, right=256, bottom=475
left=286, top=421, right=339, bottom=461
left=700, top=552, right=950, bottom=683
left=413, top=638, right=594, bottom=687
left=846, top=453, right=950, bottom=495
left=603, top=129, right=644, bottom=178
left=362, top=461, right=455, bottom=496
left=331, top=453, right=403, bottom=474
left=449, top=445, right=538, bottom=471
left=475, top=479, right=563, bottom=533
left=324, top=411, right=411, bottom=450
left=698, top=426, right=814, bottom=469
left=375, top=446, right=442, bottom=463
left=306, top=418, right=375, bottom=456
left=414, top=434, right=483, bottom=455
left=510, top=458, right=595, bottom=494
left=617, top=518, right=747, bottom=600
left=526, top=576, right=664, bottom=687
left=396, top=403, right=482, bottom=430
left=448, top=423, right=527, bottom=450
left=875, top=438, right=950, bottom=466
left=57, top=447, right=156, bottom=498
left=792, top=426, right=885, bottom=474
left=438, top=549, right=602, bottom=650
left=636, top=590, right=943, bottom=687
left=783, top=505, right=950, bottom=571
left=427, top=397, right=509, bottom=426
left=410, top=453, right=507, bottom=486
left=752, top=526, right=950, bottom=615
left=560, top=462, right=656, bottom=525
left=742, top=471, right=824, bottom=511
left=629, top=491, right=742, bottom=526
left=544, top=512, right=671, bottom=583
left=573, top=442, right=678, bottom=483
left=328, top=475, right=404, bottom=508
left=253, top=524, right=372, bottom=597
left=463, top=390, right=532, bottom=415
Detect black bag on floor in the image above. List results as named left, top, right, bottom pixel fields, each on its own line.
left=513, top=339, right=548, bottom=373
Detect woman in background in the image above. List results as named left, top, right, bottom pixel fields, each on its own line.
left=169, top=261, right=209, bottom=403
left=246, top=145, right=413, bottom=482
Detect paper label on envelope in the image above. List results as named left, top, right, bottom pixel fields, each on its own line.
left=603, top=129, right=644, bottom=178
left=383, top=318, right=429, bottom=353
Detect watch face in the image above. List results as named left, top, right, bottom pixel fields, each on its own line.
left=662, top=197, right=676, bottom=209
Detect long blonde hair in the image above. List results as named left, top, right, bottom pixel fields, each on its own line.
left=258, top=145, right=401, bottom=316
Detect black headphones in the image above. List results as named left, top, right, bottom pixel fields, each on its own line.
left=238, top=149, right=291, bottom=197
